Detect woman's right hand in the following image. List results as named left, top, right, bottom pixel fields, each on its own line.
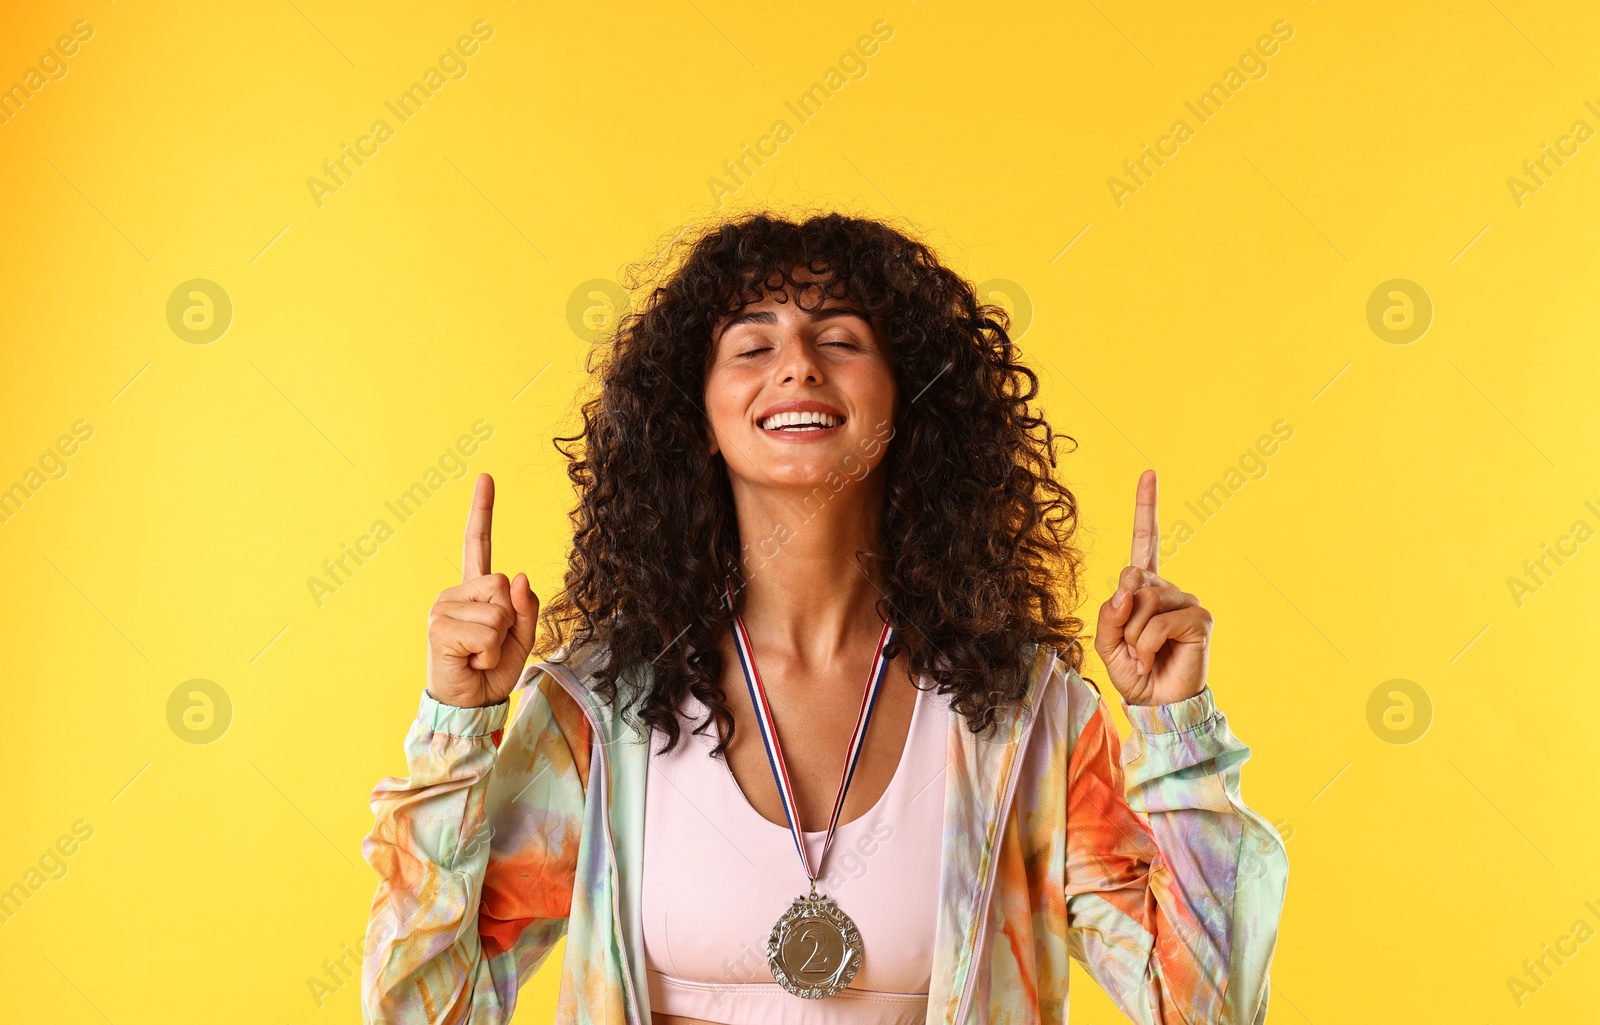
left=426, top=472, right=540, bottom=709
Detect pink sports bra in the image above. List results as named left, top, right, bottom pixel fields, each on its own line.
left=642, top=678, right=947, bottom=1024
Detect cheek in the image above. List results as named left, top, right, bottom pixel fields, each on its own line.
left=847, top=360, right=897, bottom=419
left=703, top=369, right=755, bottom=442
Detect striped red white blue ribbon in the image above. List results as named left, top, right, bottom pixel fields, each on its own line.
left=723, top=578, right=895, bottom=885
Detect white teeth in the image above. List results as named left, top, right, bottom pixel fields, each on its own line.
left=760, top=410, right=842, bottom=431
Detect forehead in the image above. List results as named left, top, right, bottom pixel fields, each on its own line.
left=712, top=268, right=869, bottom=339
left=713, top=303, right=873, bottom=344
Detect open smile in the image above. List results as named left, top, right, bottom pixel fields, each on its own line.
left=759, top=411, right=844, bottom=432
left=755, top=400, right=847, bottom=436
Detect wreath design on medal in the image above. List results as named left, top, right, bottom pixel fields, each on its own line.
left=767, top=891, right=865, bottom=997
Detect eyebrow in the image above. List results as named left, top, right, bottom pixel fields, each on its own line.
left=715, top=305, right=872, bottom=341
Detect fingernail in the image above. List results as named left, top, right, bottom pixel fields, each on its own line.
left=1112, top=589, right=1125, bottom=609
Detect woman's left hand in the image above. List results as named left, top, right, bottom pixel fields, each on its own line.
left=1093, top=469, right=1213, bottom=706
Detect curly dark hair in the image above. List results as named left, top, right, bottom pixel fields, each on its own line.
left=539, top=209, right=1088, bottom=756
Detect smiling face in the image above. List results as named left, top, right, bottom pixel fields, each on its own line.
left=704, top=269, right=898, bottom=494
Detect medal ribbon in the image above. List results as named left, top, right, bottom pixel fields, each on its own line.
left=723, top=579, right=895, bottom=887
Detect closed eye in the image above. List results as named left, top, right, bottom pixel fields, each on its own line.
left=733, top=337, right=857, bottom=359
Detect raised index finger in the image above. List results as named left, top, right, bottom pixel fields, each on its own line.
left=463, top=472, right=494, bottom=584
left=1130, top=468, right=1159, bottom=574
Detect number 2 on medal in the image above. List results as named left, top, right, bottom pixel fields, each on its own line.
left=798, top=925, right=829, bottom=974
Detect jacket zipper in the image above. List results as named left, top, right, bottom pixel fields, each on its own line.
left=540, top=663, right=645, bottom=1025
left=950, top=649, right=1058, bottom=1025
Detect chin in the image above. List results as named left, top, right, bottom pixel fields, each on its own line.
left=757, top=464, right=840, bottom=490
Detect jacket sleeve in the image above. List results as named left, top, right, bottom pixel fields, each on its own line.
left=360, top=669, right=593, bottom=1024
left=1063, top=671, right=1288, bottom=1025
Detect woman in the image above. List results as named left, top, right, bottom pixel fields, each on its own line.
left=360, top=212, right=1288, bottom=1024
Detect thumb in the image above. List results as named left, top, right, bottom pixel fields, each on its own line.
left=507, top=572, right=539, bottom=660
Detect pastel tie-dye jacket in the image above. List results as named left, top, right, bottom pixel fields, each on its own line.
left=361, top=641, right=1289, bottom=1024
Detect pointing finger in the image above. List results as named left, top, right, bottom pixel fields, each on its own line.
left=1131, top=468, right=1159, bottom=575
left=463, top=473, right=494, bottom=584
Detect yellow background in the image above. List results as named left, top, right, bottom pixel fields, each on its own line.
left=2, top=0, right=1597, bottom=1021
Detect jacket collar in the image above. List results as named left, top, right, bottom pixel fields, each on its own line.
left=538, top=640, right=1055, bottom=1025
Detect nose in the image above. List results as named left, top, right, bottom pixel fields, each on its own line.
left=777, top=335, right=823, bottom=385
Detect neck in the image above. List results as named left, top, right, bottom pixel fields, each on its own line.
left=728, top=471, right=889, bottom=664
